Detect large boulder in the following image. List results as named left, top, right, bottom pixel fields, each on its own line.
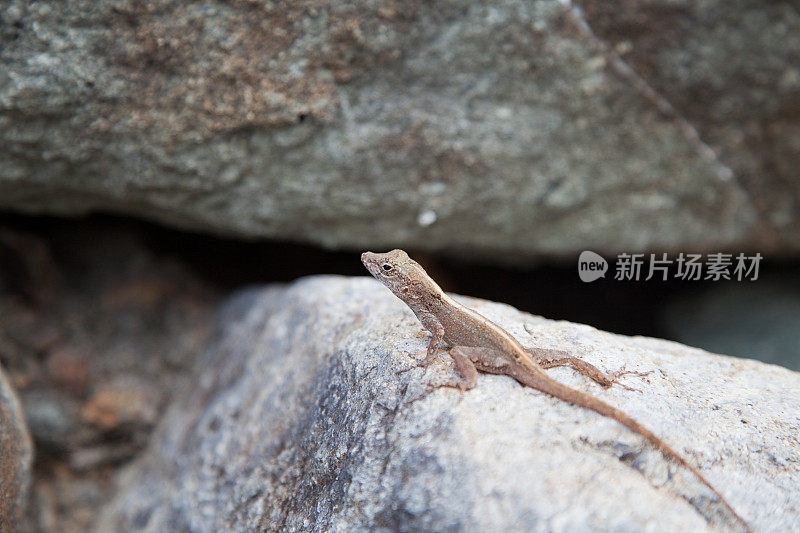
left=0, top=1, right=776, bottom=259
left=96, top=277, right=799, bottom=531
left=578, top=0, right=800, bottom=249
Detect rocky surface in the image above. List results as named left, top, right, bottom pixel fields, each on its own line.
left=0, top=222, right=220, bottom=532
left=578, top=0, right=800, bottom=249
left=0, top=362, right=33, bottom=531
left=97, top=276, right=800, bottom=532
left=2, top=0, right=785, bottom=259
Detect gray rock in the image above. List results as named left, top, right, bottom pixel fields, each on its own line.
left=0, top=365, right=33, bottom=531
left=0, top=1, right=763, bottom=259
left=577, top=0, right=800, bottom=248
left=96, top=277, right=799, bottom=532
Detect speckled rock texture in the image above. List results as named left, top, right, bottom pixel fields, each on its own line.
left=0, top=364, right=33, bottom=531
left=96, top=277, right=800, bottom=532
left=4, top=0, right=791, bottom=259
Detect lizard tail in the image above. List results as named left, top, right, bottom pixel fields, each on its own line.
left=528, top=373, right=750, bottom=532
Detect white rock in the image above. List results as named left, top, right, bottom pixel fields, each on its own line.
left=97, top=277, right=800, bottom=532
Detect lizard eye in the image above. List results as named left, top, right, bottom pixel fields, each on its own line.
left=382, top=263, right=393, bottom=272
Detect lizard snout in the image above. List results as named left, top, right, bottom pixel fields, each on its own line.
left=361, top=252, right=378, bottom=275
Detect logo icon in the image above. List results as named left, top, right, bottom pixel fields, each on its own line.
left=578, top=251, right=608, bottom=282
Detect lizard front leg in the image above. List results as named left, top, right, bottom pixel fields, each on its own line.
left=417, top=311, right=445, bottom=367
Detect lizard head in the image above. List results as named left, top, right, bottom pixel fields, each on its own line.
left=361, top=249, right=439, bottom=300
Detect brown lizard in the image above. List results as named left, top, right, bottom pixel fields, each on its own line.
left=362, top=249, right=749, bottom=531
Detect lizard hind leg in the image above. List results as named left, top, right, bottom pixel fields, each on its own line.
left=447, top=347, right=479, bottom=391
left=607, top=364, right=653, bottom=392
left=525, top=347, right=651, bottom=391
left=423, top=347, right=479, bottom=392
